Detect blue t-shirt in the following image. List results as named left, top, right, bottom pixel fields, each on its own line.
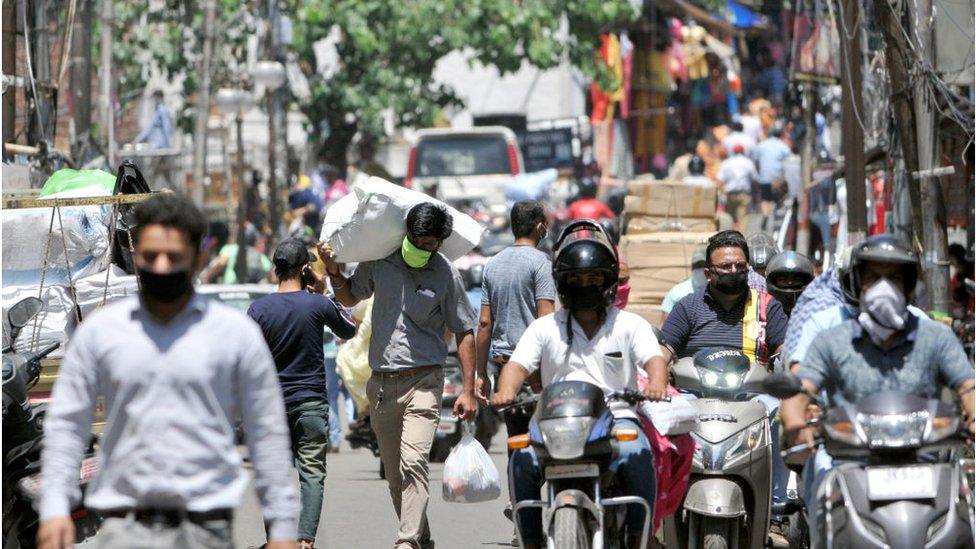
left=248, top=291, right=356, bottom=404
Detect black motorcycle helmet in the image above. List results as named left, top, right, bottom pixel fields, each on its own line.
left=766, top=251, right=815, bottom=314
left=552, top=219, right=619, bottom=310
left=840, top=234, right=920, bottom=306
left=576, top=176, right=598, bottom=200
left=688, top=155, right=706, bottom=176
left=598, top=218, right=620, bottom=247
left=747, top=233, right=779, bottom=275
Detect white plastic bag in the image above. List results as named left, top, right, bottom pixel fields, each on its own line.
left=639, top=393, right=699, bottom=435
left=320, top=176, right=483, bottom=263
left=441, top=427, right=501, bottom=503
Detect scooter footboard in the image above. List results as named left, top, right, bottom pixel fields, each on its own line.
left=683, top=478, right=747, bottom=517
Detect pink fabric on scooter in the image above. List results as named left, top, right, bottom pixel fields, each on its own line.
left=635, top=382, right=697, bottom=531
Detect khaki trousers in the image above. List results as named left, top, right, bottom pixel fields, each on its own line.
left=367, top=367, right=444, bottom=549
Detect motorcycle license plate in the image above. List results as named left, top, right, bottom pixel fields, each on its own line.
left=866, top=465, right=937, bottom=501
left=437, top=414, right=457, bottom=434
left=545, top=463, right=600, bottom=480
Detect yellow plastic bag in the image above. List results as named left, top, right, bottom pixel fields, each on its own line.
left=336, top=298, right=373, bottom=414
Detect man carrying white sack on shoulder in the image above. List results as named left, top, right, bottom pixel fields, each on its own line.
left=323, top=202, right=479, bottom=549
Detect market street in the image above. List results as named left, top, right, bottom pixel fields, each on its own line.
left=231, top=432, right=514, bottom=548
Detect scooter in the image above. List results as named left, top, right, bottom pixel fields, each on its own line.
left=2, top=297, right=101, bottom=548
left=664, top=348, right=773, bottom=549
left=506, top=380, right=654, bottom=549
left=765, top=372, right=975, bottom=549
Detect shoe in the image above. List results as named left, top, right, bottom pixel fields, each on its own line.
left=503, top=502, right=513, bottom=522
left=326, top=445, right=340, bottom=453
left=298, top=540, right=316, bottom=549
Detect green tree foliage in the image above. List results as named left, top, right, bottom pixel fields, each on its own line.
left=293, top=0, right=639, bottom=167
left=109, top=0, right=639, bottom=166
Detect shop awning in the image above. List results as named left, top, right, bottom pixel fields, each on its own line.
left=726, top=0, right=766, bottom=29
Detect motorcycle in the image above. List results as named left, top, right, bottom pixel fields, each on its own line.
left=663, top=348, right=776, bottom=549
left=506, top=380, right=654, bottom=549
left=3, top=297, right=101, bottom=548
left=764, top=371, right=975, bottom=549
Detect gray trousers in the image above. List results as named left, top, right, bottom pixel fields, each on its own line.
left=92, top=516, right=232, bottom=549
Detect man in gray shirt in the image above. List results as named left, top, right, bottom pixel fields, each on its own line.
left=780, top=235, right=975, bottom=547
left=38, top=193, right=298, bottom=549
left=476, top=201, right=554, bottom=433
left=325, top=202, right=478, bottom=549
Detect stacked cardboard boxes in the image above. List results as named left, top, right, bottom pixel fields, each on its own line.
left=621, top=177, right=718, bottom=326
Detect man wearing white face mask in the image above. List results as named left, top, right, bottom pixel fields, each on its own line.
left=780, top=235, right=976, bottom=546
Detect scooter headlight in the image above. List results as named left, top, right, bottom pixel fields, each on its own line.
left=855, top=411, right=929, bottom=449
left=695, top=367, right=745, bottom=390
left=695, top=421, right=767, bottom=469
left=539, top=417, right=595, bottom=460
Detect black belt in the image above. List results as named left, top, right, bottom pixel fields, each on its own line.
left=102, top=508, right=233, bottom=526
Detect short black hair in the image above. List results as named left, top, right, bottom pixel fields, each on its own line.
left=731, top=121, right=744, bottom=133
left=948, top=243, right=967, bottom=264
left=706, top=230, right=749, bottom=265
left=510, top=200, right=546, bottom=238
left=406, top=202, right=453, bottom=240
left=131, top=192, right=207, bottom=251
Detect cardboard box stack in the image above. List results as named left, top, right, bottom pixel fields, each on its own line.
left=621, top=177, right=718, bottom=327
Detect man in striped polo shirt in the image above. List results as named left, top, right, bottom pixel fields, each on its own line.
left=659, top=229, right=791, bottom=546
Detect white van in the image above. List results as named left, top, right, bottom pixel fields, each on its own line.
left=403, top=126, right=523, bottom=208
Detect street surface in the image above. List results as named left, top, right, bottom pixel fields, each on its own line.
left=232, top=430, right=515, bottom=548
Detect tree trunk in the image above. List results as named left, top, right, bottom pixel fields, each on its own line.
left=70, top=0, right=94, bottom=163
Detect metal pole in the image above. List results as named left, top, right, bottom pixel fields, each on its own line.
left=70, top=0, right=93, bottom=163
left=266, top=0, right=281, bottom=243
left=235, top=114, right=248, bottom=283
left=838, top=0, right=867, bottom=247
left=100, top=0, right=114, bottom=169
left=191, top=0, right=217, bottom=206
left=796, top=85, right=815, bottom=256
left=29, top=0, right=53, bottom=144
left=909, top=0, right=951, bottom=313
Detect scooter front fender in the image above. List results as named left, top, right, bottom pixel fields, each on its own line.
left=684, top=478, right=747, bottom=517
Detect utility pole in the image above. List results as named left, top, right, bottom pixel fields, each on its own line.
left=908, top=0, right=951, bottom=313
left=2, top=0, right=16, bottom=152
left=28, top=0, right=54, bottom=145
left=234, top=113, right=248, bottom=283
left=796, top=84, right=815, bottom=256
left=100, top=0, right=115, bottom=170
left=838, top=0, right=867, bottom=246
left=874, top=0, right=950, bottom=312
left=70, top=0, right=94, bottom=163
left=266, top=0, right=282, bottom=243
left=191, top=0, right=217, bottom=206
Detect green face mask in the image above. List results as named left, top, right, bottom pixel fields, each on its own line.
left=401, top=236, right=433, bottom=268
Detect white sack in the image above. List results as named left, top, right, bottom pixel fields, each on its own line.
left=1, top=284, right=74, bottom=358
left=72, top=265, right=139, bottom=319
left=1, top=205, right=112, bottom=287
left=320, top=176, right=483, bottom=263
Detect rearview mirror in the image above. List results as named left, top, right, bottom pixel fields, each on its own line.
left=763, top=371, right=804, bottom=399
left=8, top=297, right=43, bottom=329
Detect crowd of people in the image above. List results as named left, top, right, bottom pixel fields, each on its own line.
left=33, top=173, right=975, bottom=549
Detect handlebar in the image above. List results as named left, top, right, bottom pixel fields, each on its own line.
left=34, top=343, right=60, bottom=360
left=608, top=389, right=671, bottom=404
left=495, top=394, right=539, bottom=413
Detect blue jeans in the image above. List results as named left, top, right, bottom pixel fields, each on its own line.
left=324, top=356, right=348, bottom=447
left=802, top=448, right=834, bottom=547
left=509, top=418, right=656, bottom=545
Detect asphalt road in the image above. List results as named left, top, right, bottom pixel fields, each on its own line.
left=232, top=430, right=515, bottom=549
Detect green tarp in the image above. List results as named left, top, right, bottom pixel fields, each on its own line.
left=39, top=169, right=115, bottom=197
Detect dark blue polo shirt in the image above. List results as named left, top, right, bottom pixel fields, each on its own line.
left=661, top=286, right=788, bottom=359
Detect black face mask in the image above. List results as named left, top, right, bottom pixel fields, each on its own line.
left=562, top=283, right=606, bottom=310
left=712, top=271, right=749, bottom=295
left=138, top=269, right=193, bottom=303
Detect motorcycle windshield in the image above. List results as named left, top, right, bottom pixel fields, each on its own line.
left=536, top=380, right=608, bottom=421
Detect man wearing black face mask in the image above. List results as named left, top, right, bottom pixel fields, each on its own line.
left=659, top=229, right=791, bottom=544
left=38, top=193, right=299, bottom=549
